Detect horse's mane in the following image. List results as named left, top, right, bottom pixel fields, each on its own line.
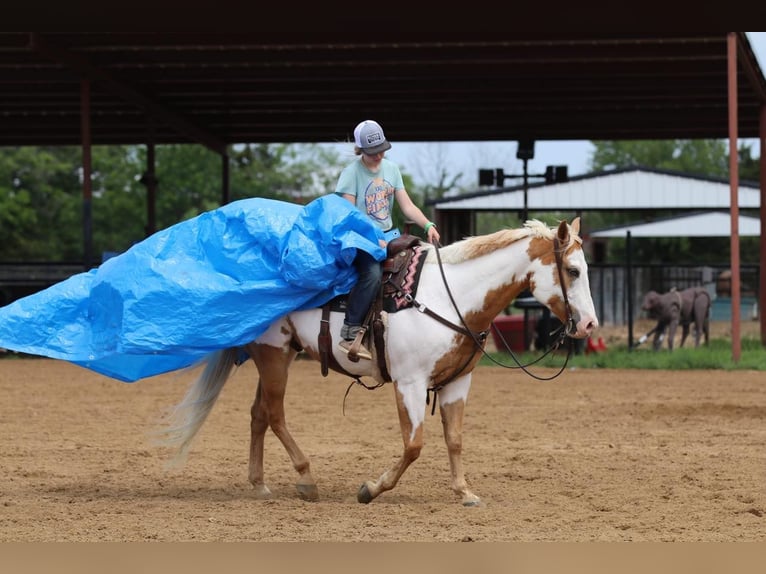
left=424, top=219, right=581, bottom=264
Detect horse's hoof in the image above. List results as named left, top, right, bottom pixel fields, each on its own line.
left=296, top=483, right=319, bottom=502
left=462, top=499, right=482, bottom=507
left=357, top=483, right=373, bottom=504
left=252, top=483, right=273, bottom=500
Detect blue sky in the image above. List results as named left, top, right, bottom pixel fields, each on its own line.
left=377, top=32, right=766, bottom=188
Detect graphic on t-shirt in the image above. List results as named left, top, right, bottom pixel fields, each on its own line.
left=363, top=177, right=394, bottom=223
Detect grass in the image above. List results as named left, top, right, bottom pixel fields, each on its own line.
left=4, top=336, right=764, bottom=371
left=480, top=337, right=766, bottom=371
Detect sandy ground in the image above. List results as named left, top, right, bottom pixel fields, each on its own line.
left=1, top=324, right=765, bottom=543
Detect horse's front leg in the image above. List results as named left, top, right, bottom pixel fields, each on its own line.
left=437, top=375, right=480, bottom=506
left=667, top=319, right=679, bottom=351
left=357, top=381, right=426, bottom=504
left=652, top=323, right=665, bottom=351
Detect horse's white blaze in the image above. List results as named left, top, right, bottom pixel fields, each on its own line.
left=565, top=250, right=598, bottom=336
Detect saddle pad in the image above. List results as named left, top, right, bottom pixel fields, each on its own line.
left=383, top=245, right=427, bottom=314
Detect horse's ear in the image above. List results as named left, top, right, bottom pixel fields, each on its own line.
left=570, top=217, right=581, bottom=235
left=557, top=219, right=570, bottom=244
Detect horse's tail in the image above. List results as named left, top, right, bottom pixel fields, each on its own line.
left=151, top=347, right=240, bottom=468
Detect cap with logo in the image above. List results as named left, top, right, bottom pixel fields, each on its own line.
left=353, top=120, right=392, bottom=155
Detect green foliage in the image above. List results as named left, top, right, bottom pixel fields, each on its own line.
left=0, top=147, right=83, bottom=260
left=229, top=143, right=340, bottom=204
left=738, top=142, right=761, bottom=182
left=0, top=143, right=347, bottom=262
left=481, top=337, right=766, bottom=370
left=91, top=145, right=148, bottom=254
left=590, top=139, right=730, bottom=176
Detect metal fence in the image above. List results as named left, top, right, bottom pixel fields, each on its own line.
left=1, top=261, right=761, bottom=326
left=589, top=263, right=760, bottom=325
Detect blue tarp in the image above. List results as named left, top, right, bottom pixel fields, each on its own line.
left=0, top=194, right=386, bottom=382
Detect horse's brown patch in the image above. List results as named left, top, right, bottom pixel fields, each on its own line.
left=428, top=335, right=486, bottom=387
left=427, top=278, right=529, bottom=387
left=528, top=235, right=556, bottom=268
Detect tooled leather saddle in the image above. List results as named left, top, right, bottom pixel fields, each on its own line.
left=316, top=234, right=427, bottom=381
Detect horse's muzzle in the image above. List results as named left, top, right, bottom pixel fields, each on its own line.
left=569, top=315, right=598, bottom=339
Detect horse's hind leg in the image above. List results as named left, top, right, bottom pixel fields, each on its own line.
left=680, top=324, right=690, bottom=348
left=248, top=382, right=273, bottom=499
left=695, top=298, right=711, bottom=347
left=247, top=343, right=318, bottom=501
left=703, top=316, right=710, bottom=346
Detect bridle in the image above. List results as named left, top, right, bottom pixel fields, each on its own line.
left=416, top=234, right=577, bottom=410
left=552, top=236, right=578, bottom=338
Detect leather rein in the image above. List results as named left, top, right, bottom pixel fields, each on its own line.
left=417, top=236, right=576, bottom=410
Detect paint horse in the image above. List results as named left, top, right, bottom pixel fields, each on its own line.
left=155, top=218, right=598, bottom=506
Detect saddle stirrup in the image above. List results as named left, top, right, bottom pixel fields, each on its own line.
left=347, top=326, right=367, bottom=363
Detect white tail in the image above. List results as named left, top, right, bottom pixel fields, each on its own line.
left=151, top=348, right=239, bottom=467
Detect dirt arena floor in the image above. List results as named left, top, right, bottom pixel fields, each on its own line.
left=1, top=321, right=764, bottom=542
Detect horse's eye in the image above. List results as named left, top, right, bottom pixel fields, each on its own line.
left=567, top=267, right=580, bottom=279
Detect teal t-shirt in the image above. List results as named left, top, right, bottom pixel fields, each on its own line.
left=334, top=157, right=404, bottom=231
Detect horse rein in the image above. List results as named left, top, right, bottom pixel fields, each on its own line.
left=423, top=234, right=576, bottom=395
left=344, top=234, right=576, bottom=414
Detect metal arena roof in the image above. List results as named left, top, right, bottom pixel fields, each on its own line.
left=0, top=32, right=765, bottom=149
left=590, top=211, right=761, bottom=238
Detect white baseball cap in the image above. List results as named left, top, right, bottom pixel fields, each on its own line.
left=353, top=120, right=392, bottom=155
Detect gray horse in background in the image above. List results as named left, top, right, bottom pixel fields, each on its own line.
left=641, top=287, right=711, bottom=351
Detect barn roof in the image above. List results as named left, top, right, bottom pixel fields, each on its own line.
left=428, top=167, right=762, bottom=212
left=589, top=211, right=761, bottom=238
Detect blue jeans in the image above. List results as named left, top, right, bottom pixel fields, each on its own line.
left=345, top=249, right=382, bottom=329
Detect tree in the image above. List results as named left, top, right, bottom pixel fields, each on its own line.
left=588, top=139, right=760, bottom=264
left=738, top=142, right=761, bottom=183
left=0, top=146, right=84, bottom=261
left=404, top=143, right=463, bottom=202
left=0, top=143, right=348, bottom=262
left=590, top=139, right=730, bottom=176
